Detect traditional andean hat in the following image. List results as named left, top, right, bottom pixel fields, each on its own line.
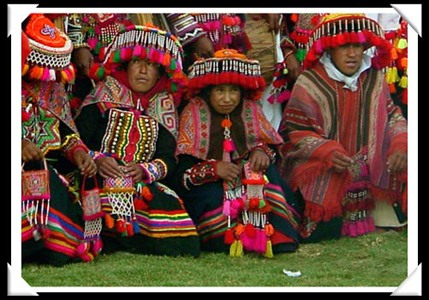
left=303, top=13, right=393, bottom=69
left=89, top=24, right=187, bottom=98
left=22, top=14, right=75, bottom=83
left=187, top=49, right=266, bottom=100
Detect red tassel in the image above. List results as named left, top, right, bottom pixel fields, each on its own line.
left=224, top=228, right=235, bottom=244
left=22, top=110, right=31, bottom=122
left=126, top=222, right=134, bottom=237
left=142, top=186, right=153, bottom=201
left=349, top=32, right=358, bottom=44
left=336, top=33, right=346, bottom=46
left=245, top=223, right=256, bottom=237
left=116, top=219, right=126, bottom=233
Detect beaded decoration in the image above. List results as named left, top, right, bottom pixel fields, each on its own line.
left=21, top=159, right=51, bottom=241
left=22, top=14, right=75, bottom=84
left=89, top=24, right=187, bottom=100
left=220, top=115, right=273, bottom=258
left=103, top=167, right=139, bottom=236
left=187, top=49, right=266, bottom=100
left=77, top=175, right=104, bottom=261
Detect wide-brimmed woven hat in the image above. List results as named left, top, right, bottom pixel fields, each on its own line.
left=22, top=14, right=75, bottom=83
left=303, top=13, right=393, bottom=69
left=187, top=49, right=266, bottom=100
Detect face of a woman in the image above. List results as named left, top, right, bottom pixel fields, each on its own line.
left=127, top=59, right=160, bottom=93
left=329, top=43, right=365, bottom=76
left=209, top=84, right=242, bottom=114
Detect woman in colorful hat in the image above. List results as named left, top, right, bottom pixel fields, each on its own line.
left=175, top=49, right=301, bottom=257
left=74, top=24, right=200, bottom=257
left=21, top=14, right=97, bottom=265
left=279, top=14, right=407, bottom=242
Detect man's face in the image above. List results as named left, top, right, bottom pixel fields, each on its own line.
left=127, top=59, right=160, bottom=93
left=329, top=43, right=365, bottom=76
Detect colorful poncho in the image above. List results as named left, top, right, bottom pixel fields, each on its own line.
left=279, top=62, right=407, bottom=224
left=176, top=97, right=283, bottom=160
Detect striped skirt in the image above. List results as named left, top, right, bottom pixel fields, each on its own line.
left=179, top=164, right=301, bottom=254
left=22, top=166, right=86, bottom=266
left=100, top=181, right=200, bottom=257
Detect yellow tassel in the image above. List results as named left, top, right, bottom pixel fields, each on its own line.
left=264, top=240, right=274, bottom=258
left=399, top=75, right=408, bottom=89
left=392, top=67, right=400, bottom=83
left=22, top=64, right=29, bottom=76
left=229, top=240, right=243, bottom=257
left=235, top=240, right=243, bottom=257
left=397, top=38, right=408, bottom=50
left=385, top=67, right=393, bottom=84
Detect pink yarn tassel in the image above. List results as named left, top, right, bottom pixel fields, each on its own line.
left=255, top=229, right=267, bottom=254
left=77, top=242, right=90, bottom=256
left=223, top=140, right=235, bottom=152
left=132, top=45, right=143, bottom=58
left=314, top=39, right=323, bottom=54
left=222, top=200, right=231, bottom=216
left=41, top=68, right=50, bottom=81
left=92, top=239, right=103, bottom=255
left=356, top=220, right=365, bottom=236
left=242, top=233, right=255, bottom=252
left=357, top=31, right=366, bottom=44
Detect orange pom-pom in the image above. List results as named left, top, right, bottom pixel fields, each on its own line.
left=221, top=118, right=232, bottom=128
left=105, top=214, right=115, bottom=229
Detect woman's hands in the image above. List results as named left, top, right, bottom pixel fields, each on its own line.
left=22, top=139, right=44, bottom=162
left=215, top=148, right=271, bottom=182
left=73, top=149, right=97, bottom=177
left=95, top=157, right=146, bottom=182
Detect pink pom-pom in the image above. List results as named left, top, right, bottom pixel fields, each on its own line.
left=357, top=31, right=366, bottom=44
left=255, top=229, right=267, bottom=254
left=222, top=200, right=231, bottom=216
left=223, top=140, right=236, bottom=152
left=132, top=45, right=143, bottom=58
left=314, top=39, right=323, bottom=54
left=92, top=239, right=103, bottom=255
left=77, top=242, right=90, bottom=255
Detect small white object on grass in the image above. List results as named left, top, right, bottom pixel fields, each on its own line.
left=283, top=269, right=302, bottom=277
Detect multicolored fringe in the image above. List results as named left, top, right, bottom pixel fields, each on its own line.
left=22, top=63, right=76, bottom=84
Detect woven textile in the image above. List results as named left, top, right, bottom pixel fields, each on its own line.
left=279, top=62, right=407, bottom=223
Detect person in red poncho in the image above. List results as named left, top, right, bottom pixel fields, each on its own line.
left=279, top=13, right=407, bottom=242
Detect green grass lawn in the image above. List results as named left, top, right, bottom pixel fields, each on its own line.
left=22, top=229, right=407, bottom=289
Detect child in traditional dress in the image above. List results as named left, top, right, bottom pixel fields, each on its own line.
left=175, top=49, right=301, bottom=256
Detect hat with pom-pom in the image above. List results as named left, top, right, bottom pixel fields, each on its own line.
left=22, top=14, right=75, bottom=83
left=303, top=13, right=393, bottom=70
left=187, top=49, right=266, bottom=100
left=89, top=24, right=187, bottom=99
